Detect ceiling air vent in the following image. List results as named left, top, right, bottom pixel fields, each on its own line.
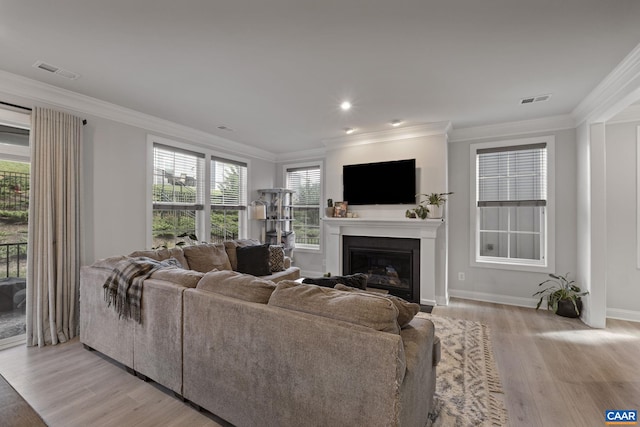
left=32, top=61, right=80, bottom=80
left=520, top=94, right=552, bottom=105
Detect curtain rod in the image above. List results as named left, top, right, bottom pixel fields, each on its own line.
left=1, top=100, right=87, bottom=125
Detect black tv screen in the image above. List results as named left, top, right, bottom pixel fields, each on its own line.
left=343, top=159, right=416, bottom=205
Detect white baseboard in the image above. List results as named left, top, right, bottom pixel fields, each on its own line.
left=448, top=289, right=539, bottom=309
left=606, top=308, right=640, bottom=323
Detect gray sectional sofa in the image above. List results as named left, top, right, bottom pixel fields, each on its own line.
left=80, top=240, right=440, bottom=427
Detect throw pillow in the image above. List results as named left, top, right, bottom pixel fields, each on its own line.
left=268, top=280, right=400, bottom=334
left=302, top=273, right=368, bottom=290
left=269, top=245, right=285, bottom=272
left=236, top=244, right=272, bottom=276
left=151, top=268, right=205, bottom=288
left=334, top=284, right=420, bottom=328
left=224, top=239, right=262, bottom=271
left=196, top=270, right=277, bottom=303
left=182, top=243, right=232, bottom=273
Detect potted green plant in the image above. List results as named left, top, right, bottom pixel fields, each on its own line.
left=533, top=273, right=589, bottom=318
left=409, top=192, right=453, bottom=219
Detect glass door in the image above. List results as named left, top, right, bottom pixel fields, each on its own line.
left=0, top=118, right=30, bottom=349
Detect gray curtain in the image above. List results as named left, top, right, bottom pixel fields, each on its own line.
left=26, top=107, right=82, bottom=347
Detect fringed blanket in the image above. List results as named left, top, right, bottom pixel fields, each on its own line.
left=103, top=257, right=181, bottom=323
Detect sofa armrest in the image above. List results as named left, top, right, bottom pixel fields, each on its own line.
left=398, top=317, right=438, bottom=426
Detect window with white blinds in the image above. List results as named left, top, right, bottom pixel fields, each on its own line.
left=152, top=144, right=204, bottom=247
left=286, top=165, right=321, bottom=250
left=472, top=138, right=554, bottom=270
left=210, top=157, right=247, bottom=243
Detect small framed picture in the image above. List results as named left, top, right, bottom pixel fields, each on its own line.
left=334, top=201, right=348, bottom=217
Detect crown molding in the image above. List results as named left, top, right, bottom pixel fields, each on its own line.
left=449, top=114, right=575, bottom=143
left=275, top=147, right=326, bottom=163
left=0, top=70, right=277, bottom=162
left=606, top=102, right=640, bottom=124
left=572, top=42, right=640, bottom=125
left=322, top=121, right=452, bottom=150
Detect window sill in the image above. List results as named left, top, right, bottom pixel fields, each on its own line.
left=472, top=258, right=553, bottom=274
left=294, top=245, right=321, bottom=254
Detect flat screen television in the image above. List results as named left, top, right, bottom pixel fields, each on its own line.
left=343, top=159, right=416, bottom=205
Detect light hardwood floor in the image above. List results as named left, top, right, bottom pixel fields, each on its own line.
left=0, top=298, right=639, bottom=426
left=432, top=299, right=640, bottom=427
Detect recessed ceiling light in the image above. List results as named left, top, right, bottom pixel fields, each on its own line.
left=390, top=119, right=403, bottom=127
left=340, top=101, right=352, bottom=111
left=344, top=127, right=355, bottom=135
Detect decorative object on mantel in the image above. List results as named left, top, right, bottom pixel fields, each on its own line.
left=533, top=272, right=588, bottom=318
left=405, top=192, right=453, bottom=219
left=326, top=199, right=334, bottom=218
left=334, top=201, right=348, bottom=218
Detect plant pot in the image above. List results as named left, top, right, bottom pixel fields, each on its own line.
left=325, top=207, right=334, bottom=218
left=426, top=204, right=443, bottom=219
left=556, top=298, right=582, bottom=318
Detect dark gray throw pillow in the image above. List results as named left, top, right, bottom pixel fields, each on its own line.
left=302, top=273, right=368, bottom=290
left=236, top=244, right=272, bottom=276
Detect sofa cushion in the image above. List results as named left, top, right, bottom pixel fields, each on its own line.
left=182, top=243, right=232, bottom=273
left=236, top=244, right=272, bottom=276
left=128, top=247, right=188, bottom=270
left=268, top=281, right=400, bottom=334
left=302, top=273, right=368, bottom=290
left=334, top=284, right=420, bottom=328
left=197, top=270, right=277, bottom=303
left=268, top=245, right=285, bottom=272
left=150, top=268, right=205, bottom=288
left=224, top=239, right=262, bottom=271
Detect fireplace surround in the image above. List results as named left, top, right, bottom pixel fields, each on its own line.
left=324, top=217, right=444, bottom=306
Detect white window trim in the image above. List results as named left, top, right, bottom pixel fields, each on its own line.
left=469, top=135, right=556, bottom=273
left=283, top=160, right=323, bottom=253
left=147, top=135, right=250, bottom=248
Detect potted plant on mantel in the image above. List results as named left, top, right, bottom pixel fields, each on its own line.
left=533, top=273, right=589, bottom=318
left=406, top=192, right=453, bottom=219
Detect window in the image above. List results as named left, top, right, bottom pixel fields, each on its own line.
left=286, top=165, right=321, bottom=250
left=152, top=144, right=204, bottom=247
left=210, top=157, right=247, bottom=243
left=471, top=137, right=555, bottom=270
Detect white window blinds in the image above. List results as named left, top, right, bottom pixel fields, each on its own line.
left=153, top=144, right=204, bottom=209
left=287, top=166, right=321, bottom=206
left=477, top=143, right=547, bottom=207
left=211, top=157, right=247, bottom=209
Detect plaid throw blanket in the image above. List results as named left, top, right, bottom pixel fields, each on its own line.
left=103, top=257, right=180, bottom=323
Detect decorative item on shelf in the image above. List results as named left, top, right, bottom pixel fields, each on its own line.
left=249, top=200, right=267, bottom=220
left=533, top=272, right=589, bottom=318
left=334, top=201, right=348, bottom=218
left=406, top=192, right=453, bottom=219
left=326, top=198, right=334, bottom=218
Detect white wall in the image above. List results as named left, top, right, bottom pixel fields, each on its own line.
left=447, top=128, right=577, bottom=306
left=605, top=120, right=640, bottom=321
left=324, top=135, right=448, bottom=219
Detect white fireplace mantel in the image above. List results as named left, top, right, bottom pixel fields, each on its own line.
left=323, top=217, right=444, bottom=306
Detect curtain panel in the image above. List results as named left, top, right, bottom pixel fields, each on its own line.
left=26, top=107, right=82, bottom=347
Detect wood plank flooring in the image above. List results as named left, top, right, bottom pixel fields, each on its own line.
left=432, top=298, right=640, bottom=427
left=0, top=298, right=638, bottom=426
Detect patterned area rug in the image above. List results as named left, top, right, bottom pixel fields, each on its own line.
left=416, top=313, right=508, bottom=426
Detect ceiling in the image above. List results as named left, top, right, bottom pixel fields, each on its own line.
left=1, top=0, right=640, bottom=154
